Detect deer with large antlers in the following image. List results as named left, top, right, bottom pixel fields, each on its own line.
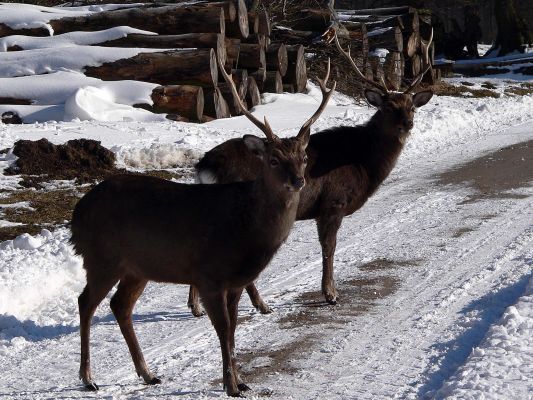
left=187, top=31, right=434, bottom=316
left=70, top=56, right=334, bottom=397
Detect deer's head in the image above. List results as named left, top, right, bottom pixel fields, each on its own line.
left=334, top=29, right=434, bottom=141
left=218, top=56, right=335, bottom=192
left=364, top=89, right=433, bottom=140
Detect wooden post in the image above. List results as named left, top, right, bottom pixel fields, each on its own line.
left=150, top=85, right=204, bottom=121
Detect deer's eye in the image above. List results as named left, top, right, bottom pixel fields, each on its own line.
left=270, top=158, right=280, bottom=166
left=411, top=106, right=416, bottom=112
left=303, top=155, right=308, bottom=164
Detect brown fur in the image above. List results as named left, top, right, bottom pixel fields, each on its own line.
left=71, top=134, right=308, bottom=397
left=189, top=90, right=433, bottom=314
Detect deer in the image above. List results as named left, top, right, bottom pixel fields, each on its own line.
left=70, top=55, right=335, bottom=398
left=187, top=30, right=434, bottom=317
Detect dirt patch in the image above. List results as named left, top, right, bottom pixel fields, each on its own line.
left=5, top=138, right=121, bottom=185
left=504, top=85, right=533, bottom=96
left=432, top=81, right=500, bottom=98
left=437, top=139, right=533, bottom=203
left=358, top=257, right=421, bottom=271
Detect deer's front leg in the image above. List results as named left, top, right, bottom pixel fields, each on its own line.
left=227, top=288, right=250, bottom=391
left=316, top=214, right=343, bottom=305
left=201, top=289, right=243, bottom=397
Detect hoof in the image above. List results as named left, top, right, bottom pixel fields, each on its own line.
left=190, top=306, right=206, bottom=318
left=84, top=382, right=99, bottom=391
left=229, top=391, right=246, bottom=398
left=238, top=383, right=251, bottom=391
left=258, top=305, right=273, bottom=315
left=146, top=376, right=162, bottom=385
left=325, top=294, right=338, bottom=305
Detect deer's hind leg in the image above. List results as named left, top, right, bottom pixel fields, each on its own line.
left=109, top=274, right=160, bottom=385
left=317, top=213, right=343, bottom=305
left=78, top=264, right=120, bottom=391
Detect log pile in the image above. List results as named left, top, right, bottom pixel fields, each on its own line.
left=1, top=1, right=437, bottom=123
left=270, top=3, right=437, bottom=95
left=0, top=0, right=308, bottom=122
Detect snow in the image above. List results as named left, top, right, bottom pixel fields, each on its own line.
left=0, top=5, right=533, bottom=399
left=0, top=26, right=156, bottom=51
left=0, top=3, right=144, bottom=35
left=0, top=45, right=162, bottom=78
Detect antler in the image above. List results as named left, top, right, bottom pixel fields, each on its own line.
left=216, top=53, right=279, bottom=142
left=297, top=58, right=337, bottom=140
left=404, top=28, right=433, bottom=93
left=334, top=31, right=388, bottom=94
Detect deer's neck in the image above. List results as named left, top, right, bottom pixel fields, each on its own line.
left=363, top=114, right=405, bottom=189
left=249, top=178, right=300, bottom=249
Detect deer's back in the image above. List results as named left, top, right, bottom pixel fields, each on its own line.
left=71, top=174, right=290, bottom=287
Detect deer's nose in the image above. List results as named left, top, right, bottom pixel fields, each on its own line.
left=291, top=176, right=305, bottom=190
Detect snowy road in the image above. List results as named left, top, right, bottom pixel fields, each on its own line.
left=1, top=93, right=532, bottom=399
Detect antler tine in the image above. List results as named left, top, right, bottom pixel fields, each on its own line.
left=297, top=58, right=337, bottom=139
left=404, top=28, right=434, bottom=93
left=216, top=53, right=278, bottom=142
left=334, top=32, right=388, bottom=94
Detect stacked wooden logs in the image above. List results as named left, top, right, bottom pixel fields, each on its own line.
left=271, top=5, right=436, bottom=93
left=0, top=1, right=308, bottom=122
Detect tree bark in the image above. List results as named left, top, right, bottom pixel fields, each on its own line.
left=150, top=85, right=204, bottom=121
left=246, top=76, right=261, bottom=109
left=85, top=48, right=218, bottom=87
left=263, top=71, right=283, bottom=93
left=204, top=86, right=230, bottom=118
left=236, top=43, right=265, bottom=69
left=266, top=43, right=288, bottom=76
left=284, top=45, right=307, bottom=93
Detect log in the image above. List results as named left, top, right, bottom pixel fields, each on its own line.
left=236, top=43, right=265, bottom=69
left=292, top=9, right=331, bottom=32
left=368, top=55, right=384, bottom=83
left=263, top=71, right=283, bottom=93
left=62, top=6, right=224, bottom=35
left=3, top=6, right=227, bottom=37
left=204, top=87, right=230, bottom=118
left=368, top=26, right=403, bottom=52
left=225, top=0, right=250, bottom=39
left=284, top=45, right=307, bottom=93
left=383, top=51, right=403, bottom=91
left=404, top=31, right=420, bottom=58
left=336, top=6, right=416, bottom=15
left=0, top=97, right=31, bottom=105
left=217, top=83, right=247, bottom=116
left=246, top=76, right=261, bottom=109
left=266, top=43, right=288, bottom=77
left=100, top=33, right=227, bottom=66
left=249, top=68, right=266, bottom=84
left=248, top=10, right=270, bottom=36
left=231, top=69, right=249, bottom=99
left=282, top=84, right=295, bottom=93
left=150, top=85, right=204, bottom=121
left=225, top=38, right=241, bottom=68
left=85, top=48, right=218, bottom=87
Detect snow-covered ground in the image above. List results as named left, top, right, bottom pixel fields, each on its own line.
left=0, top=3, right=532, bottom=399
left=0, top=85, right=532, bottom=399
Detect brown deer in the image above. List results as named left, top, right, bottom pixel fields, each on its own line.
left=187, top=31, right=434, bottom=316
left=70, top=56, right=335, bottom=397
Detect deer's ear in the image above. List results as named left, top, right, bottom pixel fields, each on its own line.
left=413, top=90, right=433, bottom=108
left=364, top=89, right=384, bottom=108
left=243, top=134, right=266, bottom=158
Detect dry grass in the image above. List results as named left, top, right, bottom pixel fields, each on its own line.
left=432, top=81, right=500, bottom=98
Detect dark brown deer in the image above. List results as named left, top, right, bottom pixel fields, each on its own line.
left=187, top=31, right=434, bottom=316
left=70, top=56, right=335, bottom=397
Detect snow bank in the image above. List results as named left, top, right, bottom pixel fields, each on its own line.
left=436, top=274, right=533, bottom=399
left=0, top=26, right=156, bottom=52
left=115, top=143, right=201, bottom=169
left=0, top=229, right=84, bottom=353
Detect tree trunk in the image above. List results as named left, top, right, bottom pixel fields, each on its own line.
left=368, top=26, right=403, bottom=52
left=99, top=33, right=227, bottom=66
left=85, top=49, right=218, bottom=87
left=266, top=43, right=288, bottom=76
left=263, top=71, right=283, bottom=93
left=150, top=85, right=204, bottom=121
left=204, top=86, right=230, bottom=118
left=49, top=5, right=226, bottom=36
left=246, top=76, right=261, bottom=109
left=236, top=43, right=265, bottom=69
left=494, top=0, right=532, bottom=56
left=284, top=45, right=307, bottom=93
